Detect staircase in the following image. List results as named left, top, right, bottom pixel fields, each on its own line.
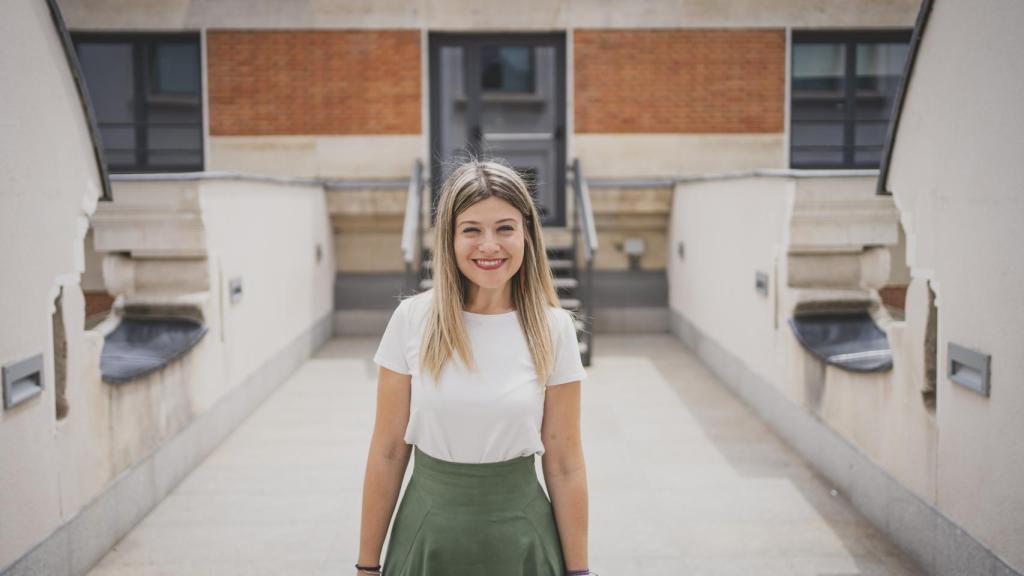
left=401, top=159, right=596, bottom=367
left=548, top=245, right=591, bottom=364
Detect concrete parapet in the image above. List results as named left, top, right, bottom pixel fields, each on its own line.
left=1, top=172, right=336, bottom=575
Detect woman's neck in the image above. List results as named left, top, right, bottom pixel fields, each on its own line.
left=464, top=283, right=514, bottom=314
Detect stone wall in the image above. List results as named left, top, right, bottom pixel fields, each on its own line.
left=0, top=0, right=105, bottom=567
left=884, top=0, right=1024, bottom=569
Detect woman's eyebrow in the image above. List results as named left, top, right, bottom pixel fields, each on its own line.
left=458, top=218, right=518, bottom=225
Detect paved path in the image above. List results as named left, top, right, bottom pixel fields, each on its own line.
left=88, top=335, right=923, bottom=576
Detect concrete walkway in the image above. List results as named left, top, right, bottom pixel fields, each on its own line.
left=87, top=335, right=923, bottom=576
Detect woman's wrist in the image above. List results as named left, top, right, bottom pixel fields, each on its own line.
left=354, top=557, right=382, bottom=569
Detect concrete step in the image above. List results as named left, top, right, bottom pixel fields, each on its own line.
left=554, top=277, right=578, bottom=290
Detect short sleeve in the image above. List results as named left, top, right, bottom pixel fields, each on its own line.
left=373, top=298, right=412, bottom=375
left=545, top=309, right=588, bottom=387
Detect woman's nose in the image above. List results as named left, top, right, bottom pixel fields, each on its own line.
left=477, top=232, right=500, bottom=252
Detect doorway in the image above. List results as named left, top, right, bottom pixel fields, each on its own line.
left=429, top=33, right=567, bottom=226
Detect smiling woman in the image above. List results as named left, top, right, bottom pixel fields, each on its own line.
left=424, top=159, right=561, bottom=383
left=455, top=199, right=526, bottom=309
left=355, top=158, right=594, bottom=576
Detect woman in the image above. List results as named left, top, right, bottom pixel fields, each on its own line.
left=354, top=159, right=595, bottom=576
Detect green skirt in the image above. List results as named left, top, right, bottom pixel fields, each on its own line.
left=382, top=446, right=566, bottom=576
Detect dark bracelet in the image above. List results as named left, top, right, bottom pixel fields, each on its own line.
left=354, top=562, right=382, bottom=575
left=566, top=569, right=592, bottom=576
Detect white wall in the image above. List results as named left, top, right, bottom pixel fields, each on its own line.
left=669, top=178, right=791, bottom=384
left=0, top=0, right=105, bottom=564
left=885, top=0, right=1024, bottom=569
left=209, top=135, right=422, bottom=179
left=578, top=134, right=786, bottom=179
left=0, top=16, right=336, bottom=562
left=0, top=0, right=104, bottom=567
left=667, top=172, right=938, bottom=526
left=198, top=178, right=335, bottom=407
left=0, top=172, right=336, bottom=570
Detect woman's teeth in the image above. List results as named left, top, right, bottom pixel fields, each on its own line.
left=474, top=259, right=506, bottom=270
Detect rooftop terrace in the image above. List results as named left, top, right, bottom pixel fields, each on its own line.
left=86, top=335, right=922, bottom=576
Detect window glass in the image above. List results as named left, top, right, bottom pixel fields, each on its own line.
left=854, top=43, right=909, bottom=165
left=793, top=43, right=845, bottom=94
left=76, top=43, right=135, bottom=123
left=74, top=35, right=203, bottom=172
left=790, top=34, right=910, bottom=169
left=791, top=43, right=847, bottom=167
left=150, top=42, right=200, bottom=94
left=145, top=42, right=202, bottom=131
left=481, top=46, right=534, bottom=93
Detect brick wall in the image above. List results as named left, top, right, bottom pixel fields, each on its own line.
left=83, top=291, right=114, bottom=324
left=879, top=284, right=909, bottom=312
left=574, top=29, right=785, bottom=133
left=208, top=30, right=421, bottom=135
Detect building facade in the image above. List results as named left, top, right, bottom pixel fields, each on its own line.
left=11, top=2, right=1022, bottom=576
left=59, top=0, right=919, bottom=317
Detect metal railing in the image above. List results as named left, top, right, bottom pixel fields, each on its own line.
left=569, top=158, right=598, bottom=366
left=401, top=159, right=425, bottom=295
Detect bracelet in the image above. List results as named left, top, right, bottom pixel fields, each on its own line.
left=354, top=562, right=382, bottom=575
left=567, top=570, right=595, bottom=576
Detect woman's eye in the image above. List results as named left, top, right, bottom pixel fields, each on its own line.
left=499, top=226, right=514, bottom=232
left=462, top=228, right=479, bottom=233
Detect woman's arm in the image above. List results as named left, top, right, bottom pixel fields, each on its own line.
left=541, top=380, right=589, bottom=573
left=356, top=366, right=413, bottom=572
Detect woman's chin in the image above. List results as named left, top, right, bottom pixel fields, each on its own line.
left=469, top=276, right=510, bottom=290
left=458, top=270, right=508, bottom=290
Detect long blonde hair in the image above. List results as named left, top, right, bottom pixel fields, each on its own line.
left=420, top=159, right=563, bottom=388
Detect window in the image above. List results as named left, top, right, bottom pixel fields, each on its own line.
left=791, top=31, right=910, bottom=169
left=73, top=34, right=203, bottom=173
left=480, top=46, right=535, bottom=93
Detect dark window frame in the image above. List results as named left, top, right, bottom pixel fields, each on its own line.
left=790, top=29, right=912, bottom=170
left=71, top=32, right=204, bottom=173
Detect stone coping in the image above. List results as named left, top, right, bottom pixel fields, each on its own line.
left=110, top=171, right=407, bottom=189
left=109, top=168, right=880, bottom=190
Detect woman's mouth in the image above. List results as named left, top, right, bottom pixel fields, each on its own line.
left=473, top=258, right=507, bottom=271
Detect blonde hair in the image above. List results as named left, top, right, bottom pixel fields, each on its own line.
left=420, top=158, right=565, bottom=388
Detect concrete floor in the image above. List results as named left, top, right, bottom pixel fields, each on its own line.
left=87, top=335, right=924, bottom=576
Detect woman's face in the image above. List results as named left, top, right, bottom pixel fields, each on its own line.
left=453, top=196, right=526, bottom=293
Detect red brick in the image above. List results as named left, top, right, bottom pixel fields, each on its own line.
left=880, top=285, right=909, bottom=311
left=208, top=30, right=421, bottom=135
left=574, top=29, right=785, bottom=133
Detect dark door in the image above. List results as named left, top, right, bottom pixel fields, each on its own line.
left=429, top=33, right=567, bottom=226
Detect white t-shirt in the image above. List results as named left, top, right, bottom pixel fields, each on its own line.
left=372, top=289, right=588, bottom=464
